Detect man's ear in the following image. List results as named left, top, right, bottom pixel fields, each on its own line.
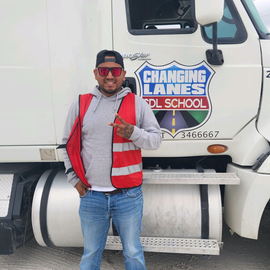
left=122, top=70, right=126, bottom=81
left=93, top=68, right=98, bottom=80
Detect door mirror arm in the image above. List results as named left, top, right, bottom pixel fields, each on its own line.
left=205, top=22, right=224, bottom=65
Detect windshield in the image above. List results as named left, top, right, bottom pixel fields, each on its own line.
left=242, top=0, right=270, bottom=38
left=253, top=0, right=270, bottom=31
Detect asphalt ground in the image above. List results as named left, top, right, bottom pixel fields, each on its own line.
left=0, top=209, right=270, bottom=269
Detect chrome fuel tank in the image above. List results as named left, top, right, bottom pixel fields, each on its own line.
left=32, top=169, right=222, bottom=247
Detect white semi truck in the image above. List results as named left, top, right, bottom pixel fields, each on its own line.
left=0, top=0, right=269, bottom=256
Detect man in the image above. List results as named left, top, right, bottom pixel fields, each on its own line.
left=62, top=49, right=162, bottom=270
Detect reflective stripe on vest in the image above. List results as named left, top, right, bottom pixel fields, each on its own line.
left=112, top=163, right=143, bottom=176
left=113, top=142, right=140, bottom=152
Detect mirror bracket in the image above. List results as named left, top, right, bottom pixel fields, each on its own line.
left=205, top=22, right=224, bottom=65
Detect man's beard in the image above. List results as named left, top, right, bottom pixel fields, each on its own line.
left=99, top=86, right=121, bottom=96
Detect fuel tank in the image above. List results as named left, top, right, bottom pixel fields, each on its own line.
left=32, top=169, right=222, bottom=247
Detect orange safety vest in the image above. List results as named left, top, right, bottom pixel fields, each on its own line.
left=64, top=92, right=143, bottom=188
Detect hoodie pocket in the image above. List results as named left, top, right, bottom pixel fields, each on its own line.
left=85, top=157, right=112, bottom=184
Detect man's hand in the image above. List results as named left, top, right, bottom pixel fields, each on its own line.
left=75, top=180, right=91, bottom=196
left=108, top=113, right=134, bottom=139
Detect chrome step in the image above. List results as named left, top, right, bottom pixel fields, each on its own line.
left=105, top=236, right=220, bottom=255
left=143, top=171, right=240, bottom=185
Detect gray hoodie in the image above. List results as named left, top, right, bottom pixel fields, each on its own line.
left=62, top=86, right=162, bottom=191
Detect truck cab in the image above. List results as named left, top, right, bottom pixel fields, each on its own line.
left=0, top=0, right=269, bottom=255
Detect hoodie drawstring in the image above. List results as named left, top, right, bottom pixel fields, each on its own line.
left=113, top=92, right=119, bottom=112
left=93, top=94, right=102, bottom=113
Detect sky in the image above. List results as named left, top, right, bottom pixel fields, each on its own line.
left=253, top=0, right=270, bottom=31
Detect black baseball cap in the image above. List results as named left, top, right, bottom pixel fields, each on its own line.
left=95, top=50, right=124, bottom=69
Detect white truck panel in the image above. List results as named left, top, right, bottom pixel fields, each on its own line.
left=0, top=0, right=55, bottom=145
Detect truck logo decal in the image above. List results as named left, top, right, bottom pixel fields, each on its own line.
left=135, top=61, right=214, bottom=137
left=122, top=52, right=151, bottom=61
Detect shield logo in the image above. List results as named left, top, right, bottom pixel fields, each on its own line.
left=135, top=61, right=214, bottom=137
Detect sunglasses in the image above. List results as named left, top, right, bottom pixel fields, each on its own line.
left=97, top=67, right=123, bottom=77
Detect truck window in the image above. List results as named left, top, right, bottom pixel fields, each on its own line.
left=202, top=0, right=247, bottom=44
left=125, top=0, right=197, bottom=35
left=243, top=0, right=270, bottom=39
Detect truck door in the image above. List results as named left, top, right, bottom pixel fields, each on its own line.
left=112, top=0, right=262, bottom=141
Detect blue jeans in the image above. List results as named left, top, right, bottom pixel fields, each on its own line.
left=79, top=186, right=146, bottom=270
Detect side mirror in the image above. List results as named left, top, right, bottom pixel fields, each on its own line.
left=195, top=0, right=224, bottom=26
left=195, top=0, right=225, bottom=65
